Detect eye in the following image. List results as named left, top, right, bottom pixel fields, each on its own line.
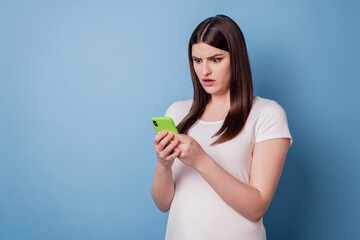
left=213, top=58, right=221, bottom=63
left=193, top=58, right=201, bottom=63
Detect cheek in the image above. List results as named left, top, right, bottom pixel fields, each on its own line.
left=217, top=63, right=230, bottom=79
left=193, top=65, right=201, bottom=77
left=222, top=62, right=231, bottom=80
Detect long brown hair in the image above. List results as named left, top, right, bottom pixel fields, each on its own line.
left=177, top=14, right=254, bottom=145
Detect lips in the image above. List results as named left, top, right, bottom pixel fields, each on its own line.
left=202, top=78, right=215, bottom=86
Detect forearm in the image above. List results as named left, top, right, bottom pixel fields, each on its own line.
left=151, top=159, right=175, bottom=212
left=195, top=154, right=266, bottom=222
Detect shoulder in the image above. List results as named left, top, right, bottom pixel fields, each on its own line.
left=252, top=96, right=292, bottom=145
left=165, top=99, right=193, bottom=125
left=251, top=96, right=287, bottom=118
left=167, top=99, right=193, bottom=113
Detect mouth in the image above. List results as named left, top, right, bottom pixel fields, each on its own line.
left=202, top=78, right=216, bottom=86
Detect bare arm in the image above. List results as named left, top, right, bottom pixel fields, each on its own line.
left=151, top=159, right=175, bottom=212
left=193, top=138, right=290, bottom=222
left=151, top=131, right=181, bottom=212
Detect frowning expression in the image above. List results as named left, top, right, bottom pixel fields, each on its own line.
left=191, top=42, right=231, bottom=96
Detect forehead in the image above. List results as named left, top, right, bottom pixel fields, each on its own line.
left=191, top=42, right=228, bottom=57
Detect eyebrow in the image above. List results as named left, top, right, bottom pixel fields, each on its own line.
left=192, top=54, right=224, bottom=59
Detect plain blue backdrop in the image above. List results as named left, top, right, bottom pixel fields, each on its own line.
left=1, top=0, right=359, bottom=239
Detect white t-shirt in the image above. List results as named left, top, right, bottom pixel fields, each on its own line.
left=163, top=96, right=293, bottom=240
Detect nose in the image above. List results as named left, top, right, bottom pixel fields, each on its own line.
left=201, top=61, right=212, bottom=76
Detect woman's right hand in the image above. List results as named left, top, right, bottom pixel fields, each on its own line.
left=154, top=130, right=181, bottom=168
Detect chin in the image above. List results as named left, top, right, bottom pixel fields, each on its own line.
left=203, top=89, right=215, bottom=95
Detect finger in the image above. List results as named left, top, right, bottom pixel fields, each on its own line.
left=158, top=132, right=175, bottom=150
left=154, top=130, right=168, bottom=145
left=165, top=148, right=181, bottom=161
left=173, top=133, right=180, bottom=141
left=173, top=148, right=181, bottom=157
left=163, top=138, right=179, bottom=155
left=155, top=135, right=176, bottom=154
left=167, top=139, right=178, bottom=155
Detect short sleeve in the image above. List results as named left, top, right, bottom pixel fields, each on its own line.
left=255, top=101, right=293, bottom=146
left=164, top=103, right=175, bottom=118
left=163, top=99, right=192, bottom=126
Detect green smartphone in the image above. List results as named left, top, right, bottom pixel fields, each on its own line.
left=151, top=117, right=179, bottom=134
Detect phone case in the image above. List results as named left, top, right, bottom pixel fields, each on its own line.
left=151, top=117, right=179, bottom=134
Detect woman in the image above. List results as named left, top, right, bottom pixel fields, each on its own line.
left=151, top=14, right=292, bottom=240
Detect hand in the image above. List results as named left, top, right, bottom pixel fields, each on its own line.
left=154, top=130, right=181, bottom=168
left=176, top=134, right=207, bottom=169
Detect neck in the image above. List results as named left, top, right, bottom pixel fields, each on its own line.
left=208, top=89, right=230, bottom=108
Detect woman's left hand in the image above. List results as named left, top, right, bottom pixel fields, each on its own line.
left=175, top=134, right=207, bottom=169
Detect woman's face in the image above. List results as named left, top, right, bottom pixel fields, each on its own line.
left=191, top=42, right=231, bottom=97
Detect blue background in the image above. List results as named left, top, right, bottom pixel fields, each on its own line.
left=1, top=0, right=359, bottom=239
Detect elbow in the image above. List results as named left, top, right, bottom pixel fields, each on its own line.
left=246, top=204, right=267, bottom=223
left=247, top=211, right=264, bottom=223
left=235, top=208, right=264, bottom=223
left=247, top=194, right=269, bottom=223
left=248, top=214, right=263, bottom=223
left=159, top=207, right=170, bottom=213
left=151, top=192, right=171, bottom=213
left=152, top=201, right=170, bottom=213
left=154, top=197, right=170, bottom=213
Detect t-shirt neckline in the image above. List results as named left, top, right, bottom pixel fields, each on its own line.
left=195, top=97, right=259, bottom=124
left=198, top=119, right=224, bottom=124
